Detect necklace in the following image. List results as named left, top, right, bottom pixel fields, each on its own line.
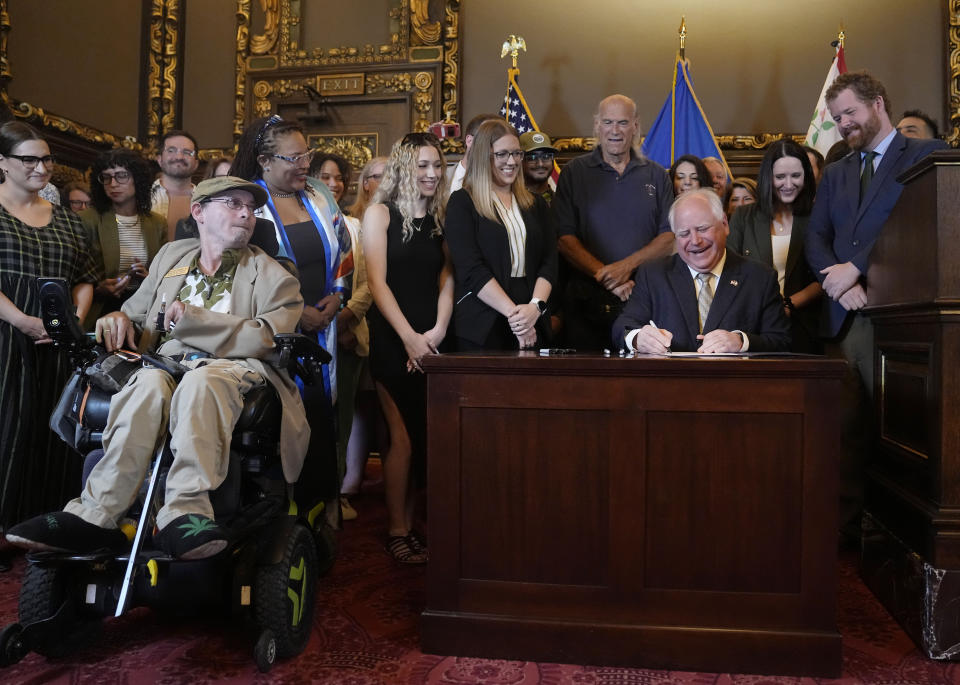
left=773, top=217, right=791, bottom=234
left=271, top=190, right=296, bottom=198
left=412, top=216, right=426, bottom=232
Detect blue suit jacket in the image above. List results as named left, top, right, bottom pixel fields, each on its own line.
left=805, top=132, right=946, bottom=337
left=612, top=251, right=790, bottom=352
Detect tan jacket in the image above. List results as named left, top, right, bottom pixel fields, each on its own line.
left=121, top=239, right=310, bottom=482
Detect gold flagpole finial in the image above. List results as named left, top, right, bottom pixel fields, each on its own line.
left=678, top=16, right=686, bottom=60
left=500, top=34, right=527, bottom=70
left=837, top=24, right=845, bottom=49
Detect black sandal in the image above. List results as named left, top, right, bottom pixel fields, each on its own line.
left=386, top=534, right=428, bottom=564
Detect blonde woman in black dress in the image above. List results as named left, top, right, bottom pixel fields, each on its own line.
left=363, top=133, right=453, bottom=563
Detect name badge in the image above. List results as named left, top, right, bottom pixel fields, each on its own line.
left=164, top=266, right=189, bottom=278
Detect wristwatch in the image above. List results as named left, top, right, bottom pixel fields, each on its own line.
left=530, top=298, right=547, bottom=317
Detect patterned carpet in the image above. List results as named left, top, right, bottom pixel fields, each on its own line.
left=1, top=486, right=958, bottom=684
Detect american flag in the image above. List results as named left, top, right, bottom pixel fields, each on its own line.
left=498, top=68, right=559, bottom=190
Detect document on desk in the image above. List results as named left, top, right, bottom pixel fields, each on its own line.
left=666, top=351, right=743, bottom=357
left=633, top=351, right=811, bottom=358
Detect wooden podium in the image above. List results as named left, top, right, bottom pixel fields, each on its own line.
left=863, top=149, right=960, bottom=658
left=421, top=353, right=845, bottom=677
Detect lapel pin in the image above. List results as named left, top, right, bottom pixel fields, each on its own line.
left=729, top=279, right=739, bottom=287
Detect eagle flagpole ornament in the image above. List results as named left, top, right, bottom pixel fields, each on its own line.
left=501, top=34, right=526, bottom=69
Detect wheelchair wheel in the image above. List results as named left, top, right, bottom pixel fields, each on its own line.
left=253, top=629, right=277, bottom=673
left=253, top=522, right=318, bottom=659
left=19, top=563, right=97, bottom=658
left=0, top=623, right=27, bottom=666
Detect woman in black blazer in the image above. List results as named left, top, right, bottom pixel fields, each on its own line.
left=446, top=119, right=557, bottom=350
left=728, top=140, right=823, bottom=353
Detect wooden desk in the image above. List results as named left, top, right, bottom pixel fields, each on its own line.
left=421, top=353, right=845, bottom=677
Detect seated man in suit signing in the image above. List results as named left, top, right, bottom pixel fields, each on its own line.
left=613, top=188, right=790, bottom=354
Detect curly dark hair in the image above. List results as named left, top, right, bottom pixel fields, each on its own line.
left=669, top=155, right=711, bottom=197
left=230, top=115, right=304, bottom=181
left=90, top=148, right=154, bottom=215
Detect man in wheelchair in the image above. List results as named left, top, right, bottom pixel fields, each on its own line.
left=7, top=176, right=308, bottom=561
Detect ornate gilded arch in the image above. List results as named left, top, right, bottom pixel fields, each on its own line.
left=233, top=0, right=462, bottom=156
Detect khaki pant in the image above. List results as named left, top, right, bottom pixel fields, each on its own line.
left=65, top=359, right=264, bottom=530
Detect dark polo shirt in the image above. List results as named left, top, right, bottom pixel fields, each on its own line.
left=553, top=147, right=673, bottom=265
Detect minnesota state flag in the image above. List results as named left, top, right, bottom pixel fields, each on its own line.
left=642, top=56, right=729, bottom=178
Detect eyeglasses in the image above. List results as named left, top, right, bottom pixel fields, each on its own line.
left=525, top=151, right=555, bottom=163
left=492, top=150, right=524, bottom=162
left=271, top=150, right=314, bottom=165
left=7, top=154, right=56, bottom=169
left=204, top=197, right=257, bottom=212
left=98, top=170, right=132, bottom=185
left=163, top=146, right=197, bottom=158
left=68, top=199, right=91, bottom=210
left=401, top=132, right=440, bottom=146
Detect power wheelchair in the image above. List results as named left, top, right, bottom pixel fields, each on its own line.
left=0, top=278, right=337, bottom=672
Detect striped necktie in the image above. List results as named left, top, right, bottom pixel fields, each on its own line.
left=696, top=272, right=713, bottom=334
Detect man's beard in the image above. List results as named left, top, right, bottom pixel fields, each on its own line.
left=162, top=162, right=194, bottom=180
left=843, top=110, right=882, bottom=151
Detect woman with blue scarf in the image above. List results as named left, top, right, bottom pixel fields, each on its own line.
left=231, top=116, right=353, bottom=522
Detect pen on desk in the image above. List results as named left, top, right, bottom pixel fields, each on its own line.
left=649, top=320, right=671, bottom=354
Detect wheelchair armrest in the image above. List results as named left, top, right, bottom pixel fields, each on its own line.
left=271, top=333, right=332, bottom=386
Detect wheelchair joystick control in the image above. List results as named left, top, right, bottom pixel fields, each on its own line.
left=156, top=294, right=166, bottom=331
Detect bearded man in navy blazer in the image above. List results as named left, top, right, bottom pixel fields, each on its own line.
left=614, top=189, right=789, bottom=354
left=805, top=71, right=946, bottom=538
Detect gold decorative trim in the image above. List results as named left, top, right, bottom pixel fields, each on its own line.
left=550, top=133, right=807, bottom=154
left=250, top=0, right=279, bottom=55
left=411, top=0, right=441, bottom=45
left=254, top=69, right=436, bottom=133
left=277, top=0, right=409, bottom=67
left=2, top=92, right=142, bottom=150
left=144, top=0, right=183, bottom=146
left=145, top=0, right=164, bottom=141
left=198, top=147, right=236, bottom=161
left=440, top=1, right=462, bottom=153
left=160, top=0, right=182, bottom=135
left=0, top=1, right=11, bottom=88
left=948, top=0, right=960, bottom=146
left=307, top=133, right=377, bottom=170
left=715, top=133, right=806, bottom=150
left=234, top=0, right=252, bottom=139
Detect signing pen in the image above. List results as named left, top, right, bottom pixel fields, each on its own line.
left=649, top=320, right=671, bottom=354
